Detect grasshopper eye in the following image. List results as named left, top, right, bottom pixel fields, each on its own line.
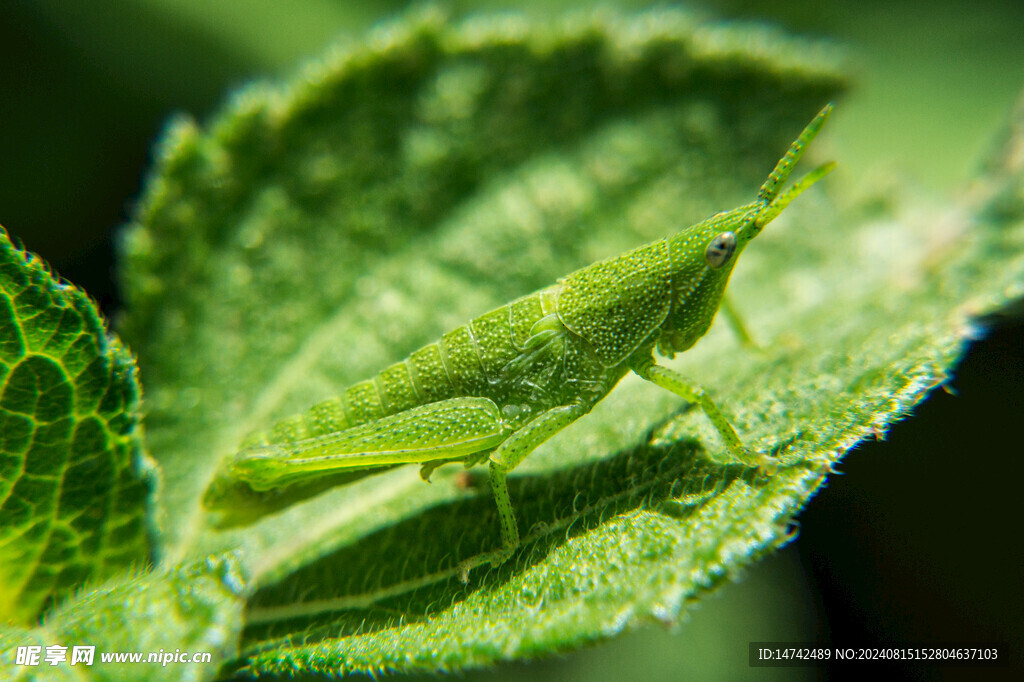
left=705, top=231, right=736, bottom=268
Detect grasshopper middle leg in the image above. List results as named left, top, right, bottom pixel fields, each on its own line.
left=457, top=403, right=590, bottom=580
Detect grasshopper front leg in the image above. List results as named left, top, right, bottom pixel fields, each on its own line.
left=631, top=356, right=764, bottom=469
left=719, top=294, right=758, bottom=349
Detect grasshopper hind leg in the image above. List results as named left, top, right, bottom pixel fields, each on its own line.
left=203, top=397, right=510, bottom=510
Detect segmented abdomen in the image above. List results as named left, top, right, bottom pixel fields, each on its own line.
left=241, top=286, right=560, bottom=450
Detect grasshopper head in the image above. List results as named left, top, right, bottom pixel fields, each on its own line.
left=657, top=104, right=835, bottom=356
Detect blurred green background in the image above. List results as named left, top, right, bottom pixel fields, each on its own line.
left=2, top=1, right=1022, bottom=679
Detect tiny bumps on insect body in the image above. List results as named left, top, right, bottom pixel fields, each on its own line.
left=204, top=104, right=836, bottom=579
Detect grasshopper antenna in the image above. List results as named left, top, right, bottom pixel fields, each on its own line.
left=758, top=103, right=833, bottom=205
left=752, top=103, right=835, bottom=230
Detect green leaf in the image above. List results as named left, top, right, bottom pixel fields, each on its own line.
left=117, top=6, right=1022, bottom=677
left=0, top=227, right=156, bottom=624
left=1, top=551, right=248, bottom=681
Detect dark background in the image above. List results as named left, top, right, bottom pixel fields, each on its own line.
left=2, top=2, right=1021, bottom=679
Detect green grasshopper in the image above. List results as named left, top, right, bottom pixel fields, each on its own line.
left=204, top=104, right=835, bottom=576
